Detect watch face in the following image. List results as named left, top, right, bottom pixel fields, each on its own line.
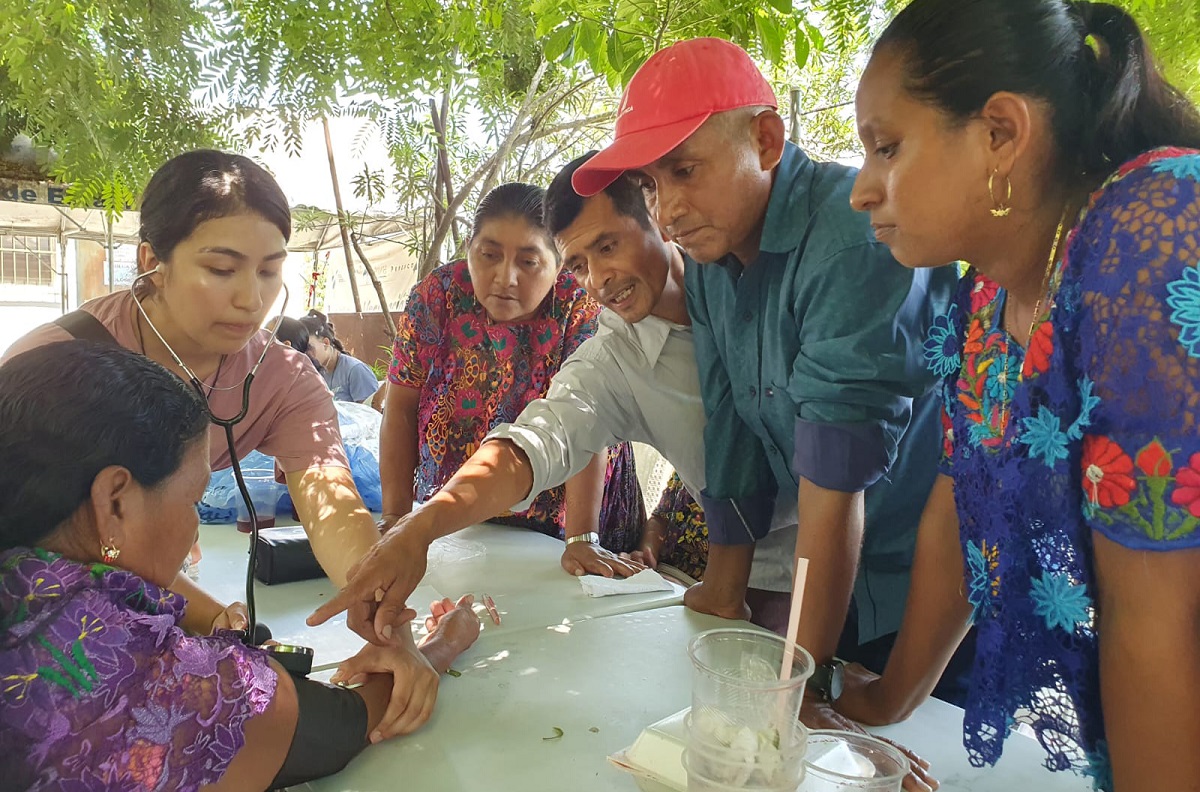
left=829, top=663, right=846, bottom=701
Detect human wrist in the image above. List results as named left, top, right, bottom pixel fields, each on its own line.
left=565, top=532, right=600, bottom=546
left=402, top=502, right=451, bottom=546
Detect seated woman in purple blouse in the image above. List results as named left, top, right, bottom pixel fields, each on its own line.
left=0, top=341, right=481, bottom=791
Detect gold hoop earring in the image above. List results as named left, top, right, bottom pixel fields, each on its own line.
left=988, top=171, right=1012, bottom=218
left=100, top=539, right=121, bottom=564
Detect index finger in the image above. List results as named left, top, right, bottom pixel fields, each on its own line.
left=307, top=578, right=376, bottom=627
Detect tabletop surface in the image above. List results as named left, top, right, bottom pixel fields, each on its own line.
left=196, top=521, right=685, bottom=669
left=195, top=521, right=1089, bottom=792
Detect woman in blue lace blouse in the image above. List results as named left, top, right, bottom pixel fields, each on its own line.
left=834, top=1, right=1200, bottom=790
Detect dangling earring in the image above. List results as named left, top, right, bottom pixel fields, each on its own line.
left=988, top=170, right=1012, bottom=218
left=100, top=539, right=121, bottom=564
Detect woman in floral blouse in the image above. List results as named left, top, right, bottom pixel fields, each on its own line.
left=834, top=1, right=1200, bottom=790
left=379, top=182, right=644, bottom=561
left=0, top=342, right=480, bottom=790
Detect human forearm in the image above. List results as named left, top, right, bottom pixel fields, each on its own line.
left=563, top=451, right=605, bottom=539
left=1095, top=535, right=1200, bottom=792
left=379, top=384, right=422, bottom=518
left=837, top=475, right=972, bottom=724
left=172, top=571, right=227, bottom=635
left=794, top=479, right=865, bottom=665
left=410, top=439, right=536, bottom=543
left=417, top=631, right=462, bottom=675
left=288, top=466, right=381, bottom=588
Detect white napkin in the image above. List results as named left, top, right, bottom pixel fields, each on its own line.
left=578, top=568, right=674, bottom=597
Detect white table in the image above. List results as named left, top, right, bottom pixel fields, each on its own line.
left=293, top=606, right=1090, bottom=792
left=196, top=521, right=684, bottom=669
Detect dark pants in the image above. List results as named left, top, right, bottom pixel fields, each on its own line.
left=746, top=588, right=976, bottom=707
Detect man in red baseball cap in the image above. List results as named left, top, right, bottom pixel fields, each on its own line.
left=576, top=36, right=962, bottom=740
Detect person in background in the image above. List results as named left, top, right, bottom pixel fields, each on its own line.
left=300, top=310, right=381, bottom=404
left=636, top=472, right=709, bottom=581
left=834, top=1, right=1200, bottom=789
left=377, top=181, right=645, bottom=557
left=0, top=341, right=480, bottom=791
left=1, top=150, right=438, bottom=734
left=271, top=315, right=311, bottom=355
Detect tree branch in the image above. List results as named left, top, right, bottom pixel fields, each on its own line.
left=418, top=58, right=550, bottom=277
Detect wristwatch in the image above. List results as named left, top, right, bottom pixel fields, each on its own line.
left=809, top=659, right=847, bottom=702
left=565, top=532, right=600, bottom=546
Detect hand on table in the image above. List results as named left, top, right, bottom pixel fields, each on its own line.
left=560, top=540, right=646, bottom=578
left=308, top=519, right=430, bottom=645
left=628, top=517, right=666, bottom=569
left=209, top=601, right=249, bottom=634
left=330, top=607, right=439, bottom=743
left=421, top=594, right=482, bottom=652
left=801, top=671, right=939, bottom=792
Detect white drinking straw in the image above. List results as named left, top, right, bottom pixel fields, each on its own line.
left=780, top=557, right=810, bottom=679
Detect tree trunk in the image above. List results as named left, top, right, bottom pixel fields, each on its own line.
left=432, top=89, right=460, bottom=250
left=322, top=116, right=363, bottom=312
left=349, top=232, right=398, bottom=340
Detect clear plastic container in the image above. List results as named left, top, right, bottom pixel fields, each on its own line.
left=799, top=730, right=908, bottom=792
left=683, top=749, right=804, bottom=792
left=235, top=470, right=282, bottom=533
left=688, top=629, right=814, bottom=743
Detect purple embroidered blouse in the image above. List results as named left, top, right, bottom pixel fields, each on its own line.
left=0, top=547, right=278, bottom=791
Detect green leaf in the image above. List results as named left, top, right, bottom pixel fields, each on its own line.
left=577, top=19, right=604, bottom=64
left=766, top=0, right=793, bottom=12
left=543, top=726, right=565, bottom=741
left=794, top=28, right=811, bottom=70
left=606, top=31, right=626, bottom=71
left=804, top=20, right=826, bottom=53
left=543, top=25, right=574, bottom=61
left=755, top=14, right=785, bottom=64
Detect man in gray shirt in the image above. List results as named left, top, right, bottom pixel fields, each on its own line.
left=310, top=152, right=798, bottom=637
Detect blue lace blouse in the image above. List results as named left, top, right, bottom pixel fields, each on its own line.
left=928, top=148, right=1200, bottom=789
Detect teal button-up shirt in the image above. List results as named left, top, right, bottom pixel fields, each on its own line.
left=685, top=142, right=957, bottom=641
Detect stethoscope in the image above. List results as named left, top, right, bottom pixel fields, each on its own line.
left=131, top=268, right=314, bottom=673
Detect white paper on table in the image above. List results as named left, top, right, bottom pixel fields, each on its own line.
left=579, top=568, right=674, bottom=597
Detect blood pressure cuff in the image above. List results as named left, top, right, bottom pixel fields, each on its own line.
left=269, top=675, right=369, bottom=789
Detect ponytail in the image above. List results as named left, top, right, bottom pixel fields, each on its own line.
left=1075, top=2, right=1200, bottom=175
left=300, top=310, right=345, bottom=352
left=875, top=0, right=1200, bottom=184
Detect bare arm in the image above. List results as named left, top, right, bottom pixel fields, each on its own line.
left=307, top=438, right=535, bottom=640
left=287, top=465, right=382, bottom=589
left=563, top=451, right=605, bottom=540
left=835, top=474, right=972, bottom=724
left=171, top=571, right=230, bottom=635
left=793, top=479, right=866, bottom=665
left=379, top=383, right=422, bottom=522
left=1095, top=534, right=1200, bottom=792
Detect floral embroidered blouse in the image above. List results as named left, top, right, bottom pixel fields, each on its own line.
left=0, top=548, right=277, bottom=791
left=927, top=148, right=1200, bottom=789
left=390, top=260, right=643, bottom=542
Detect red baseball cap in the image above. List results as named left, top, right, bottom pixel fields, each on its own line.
left=572, top=37, right=777, bottom=197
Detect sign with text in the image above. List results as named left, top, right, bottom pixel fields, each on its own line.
left=0, top=179, right=129, bottom=210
